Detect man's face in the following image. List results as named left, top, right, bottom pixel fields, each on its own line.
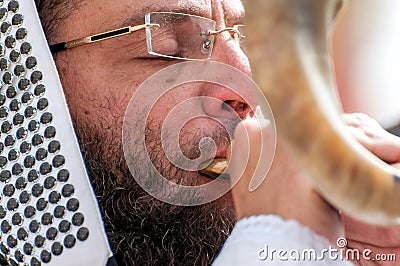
left=55, top=0, right=251, bottom=186
left=51, top=0, right=252, bottom=264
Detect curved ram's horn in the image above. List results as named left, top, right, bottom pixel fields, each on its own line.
left=242, top=0, right=400, bottom=225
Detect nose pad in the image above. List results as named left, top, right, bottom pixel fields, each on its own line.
left=201, top=84, right=252, bottom=119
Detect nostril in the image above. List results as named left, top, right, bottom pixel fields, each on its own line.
left=223, top=100, right=250, bottom=119
left=201, top=84, right=255, bottom=119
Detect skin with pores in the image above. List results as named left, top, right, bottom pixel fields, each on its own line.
left=36, top=0, right=400, bottom=265
left=46, top=0, right=250, bottom=264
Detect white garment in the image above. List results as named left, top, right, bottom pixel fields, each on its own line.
left=212, top=215, right=354, bottom=265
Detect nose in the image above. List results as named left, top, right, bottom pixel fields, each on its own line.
left=201, top=32, right=255, bottom=120
left=201, top=84, right=252, bottom=119
left=212, top=31, right=251, bottom=76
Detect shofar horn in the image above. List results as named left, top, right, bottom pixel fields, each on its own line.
left=242, top=0, right=400, bottom=225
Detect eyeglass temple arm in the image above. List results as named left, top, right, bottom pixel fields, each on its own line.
left=206, top=26, right=245, bottom=39
left=49, top=24, right=160, bottom=53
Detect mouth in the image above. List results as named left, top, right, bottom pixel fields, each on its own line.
left=198, top=106, right=264, bottom=180
left=199, top=158, right=228, bottom=180
left=198, top=107, right=261, bottom=180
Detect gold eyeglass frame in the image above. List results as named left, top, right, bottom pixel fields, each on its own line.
left=49, top=12, right=245, bottom=61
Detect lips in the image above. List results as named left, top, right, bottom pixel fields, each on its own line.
left=199, top=106, right=263, bottom=179
left=198, top=141, right=229, bottom=179
left=199, top=158, right=228, bottom=179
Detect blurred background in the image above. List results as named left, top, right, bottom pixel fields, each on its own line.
left=332, top=0, right=400, bottom=135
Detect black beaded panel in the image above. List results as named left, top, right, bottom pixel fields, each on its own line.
left=0, top=1, right=88, bottom=265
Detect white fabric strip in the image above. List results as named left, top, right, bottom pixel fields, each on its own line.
left=213, top=215, right=354, bottom=266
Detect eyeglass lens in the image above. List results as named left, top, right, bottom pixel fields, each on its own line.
left=146, top=12, right=217, bottom=60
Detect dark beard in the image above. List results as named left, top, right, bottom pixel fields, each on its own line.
left=74, top=123, right=236, bottom=266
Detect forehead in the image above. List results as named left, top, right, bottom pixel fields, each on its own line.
left=59, top=0, right=244, bottom=42
left=73, top=0, right=244, bottom=28
left=119, top=0, right=213, bottom=26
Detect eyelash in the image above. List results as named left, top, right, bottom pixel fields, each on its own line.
left=137, top=56, right=176, bottom=62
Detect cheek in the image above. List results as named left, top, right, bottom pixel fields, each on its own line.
left=145, top=85, right=205, bottom=129
left=56, top=55, right=155, bottom=128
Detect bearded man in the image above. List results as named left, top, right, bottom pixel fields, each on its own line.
left=34, top=1, right=400, bottom=265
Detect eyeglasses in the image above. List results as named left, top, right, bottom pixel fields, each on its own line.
left=49, top=12, right=245, bottom=61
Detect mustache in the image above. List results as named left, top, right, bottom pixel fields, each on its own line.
left=147, top=116, right=238, bottom=159
left=179, top=124, right=234, bottom=161
left=141, top=117, right=238, bottom=183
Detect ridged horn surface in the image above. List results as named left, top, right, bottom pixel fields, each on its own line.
left=243, top=0, right=400, bottom=225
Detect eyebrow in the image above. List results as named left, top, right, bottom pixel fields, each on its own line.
left=120, top=4, right=211, bottom=27
left=222, top=2, right=246, bottom=26
left=226, top=11, right=245, bottom=26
